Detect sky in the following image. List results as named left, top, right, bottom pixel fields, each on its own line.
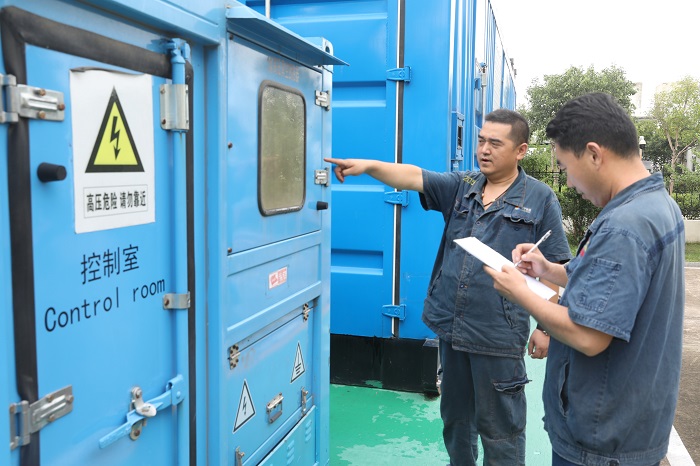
left=489, top=0, right=700, bottom=113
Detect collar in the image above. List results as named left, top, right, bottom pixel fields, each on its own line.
left=589, top=173, right=664, bottom=232
left=463, top=166, right=529, bottom=209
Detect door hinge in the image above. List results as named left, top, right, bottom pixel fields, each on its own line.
left=384, top=190, right=409, bottom=207
left=0, top=74, right=65, bottom=124
left=386, top=66, right=412, bottom=82
left=160, top=83, right=190, bottom=131
left=315, top=90, right=330, bottom=109
left=382, top=304, right=406, bottom=321
left=314, top=168, right=330, bottom=186
left=9, top=386, right=74, bottom=450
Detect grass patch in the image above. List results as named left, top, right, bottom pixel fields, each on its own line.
left=687, top=243, right=700, bottom=263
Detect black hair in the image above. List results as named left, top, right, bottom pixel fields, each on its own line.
left=485, top=108, right=529, bottom=145
left=545, top=92, right=638, bottom=158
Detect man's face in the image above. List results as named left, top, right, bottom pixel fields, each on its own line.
left=477, top=122, right=525, bottom=179
left=554, top=144, right=603, bottom=207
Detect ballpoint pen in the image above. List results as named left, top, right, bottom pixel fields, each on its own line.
left=514, top=229, right=552, bottom=268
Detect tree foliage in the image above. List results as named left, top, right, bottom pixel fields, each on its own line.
left=521, top=152, right=600, bottom=246
left=522, top=65, right=637, bottom=143
left=635, top=118, right=670, bottom=172
left=649, top=76, right=700, bottom=194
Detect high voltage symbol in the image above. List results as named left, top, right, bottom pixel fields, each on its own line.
left=86, top=88, right=144, bottom=173
left=233, top=380, right=256, bottom=432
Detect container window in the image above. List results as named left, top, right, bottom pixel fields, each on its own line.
left=258, top=81, right=306, bottom=216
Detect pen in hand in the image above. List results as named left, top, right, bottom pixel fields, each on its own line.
left=513, top=229, right=552, bottom=268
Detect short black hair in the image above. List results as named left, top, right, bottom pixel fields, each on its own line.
left=485, top=108, right=529, bottom=146
left=545, top=92, right=638, bottom=158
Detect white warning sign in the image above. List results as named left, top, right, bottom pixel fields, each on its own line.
left=233, top=380, right=256, bottom=432
left=290, top=342, right=306, bottom=383
left=70, top=70, right=155, bottom=233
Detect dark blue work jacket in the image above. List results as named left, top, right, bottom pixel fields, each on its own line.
left=419, top=167, right=571, bottom=357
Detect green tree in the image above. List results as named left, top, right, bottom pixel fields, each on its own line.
left=649, top=76, right=700, bottom=195
left=635, top=118, right=669, bottom=173
left=521, top=65, right=636, bottom=243
left=523, top=65, right=637, bottom=143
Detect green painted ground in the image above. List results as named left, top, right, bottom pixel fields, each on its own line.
left=330, top=349, right=552, bottom=465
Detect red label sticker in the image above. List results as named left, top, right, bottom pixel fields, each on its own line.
left=268, top=267, right=288, bottom=289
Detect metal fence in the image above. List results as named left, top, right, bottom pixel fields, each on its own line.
left=527, top=169, right=700, bottom=220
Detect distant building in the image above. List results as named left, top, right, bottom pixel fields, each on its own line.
left=632, top=82, right=644, bottom=117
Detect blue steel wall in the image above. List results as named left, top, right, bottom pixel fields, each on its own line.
left=251, top=0, right=517, bottom=344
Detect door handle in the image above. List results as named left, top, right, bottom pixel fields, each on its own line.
left=316, top=201, right=328, bottom=210
left=37, top=163, right=66, bottom=182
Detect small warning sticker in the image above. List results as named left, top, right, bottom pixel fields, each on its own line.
left=268, top=266, right=288, bottom=290
left=86, top=88, right=144, bottom=173
left=290, top=342, right=306, bottom=383
left=233, top=380, right=256, bottom=432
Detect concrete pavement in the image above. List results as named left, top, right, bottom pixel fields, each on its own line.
left=669, top=266, right=700, bottom=465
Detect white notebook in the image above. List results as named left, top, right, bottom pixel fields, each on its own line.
left=454, top=237, right=556, bottom=300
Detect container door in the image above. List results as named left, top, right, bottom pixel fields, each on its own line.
left=3, top=8, right=189, bottom=466
left=212, top=9, right=339, bottom=465
left=225, top=36, right=323, bottom=464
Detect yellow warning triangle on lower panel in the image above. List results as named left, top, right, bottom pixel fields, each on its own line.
left=86, top=87, right=144, bottom=173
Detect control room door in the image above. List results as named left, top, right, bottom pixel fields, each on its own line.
left=3, top=8, right=189, bottom=466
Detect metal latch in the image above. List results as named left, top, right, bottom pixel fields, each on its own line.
left=163, top=292, right=190, bottom=310
left=384, top=190, right=410, bottom=207
left=315, top=90, right=329, bottom=109
left=314, top=168, right=330, bottom=186
left=0, top=74, right=65, bottom=123
left=387, top=66, right=412, bottom=82
left=235, top=447, right=245, bottom=466
left=266, top=393, right=284, bottom=424
left=160, top=83, right=189, bottom=131
left=9, top=386, right=74, bottom=450
left=301, top=387, right=309, bottom=415
left=382, top=304, right=406, bottom=321
left=98, top=375, right=185, bottom=448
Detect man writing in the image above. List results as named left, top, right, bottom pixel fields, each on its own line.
left=485, top=93, right=685, bottom=466
left=326, top=109, right=571, bottom=465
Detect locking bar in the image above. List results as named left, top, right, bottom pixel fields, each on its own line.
left=98, top=375, right=185, bottom=449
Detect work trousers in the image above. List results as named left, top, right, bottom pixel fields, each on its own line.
left=439, top=338, right=528, bottom=466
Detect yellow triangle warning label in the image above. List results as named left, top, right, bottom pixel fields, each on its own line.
left=86, top=88, right=144, bottom=173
